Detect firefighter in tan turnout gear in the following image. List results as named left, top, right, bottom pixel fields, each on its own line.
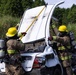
left=49, top=25, right=73, bottom=75
left=5, top=27, right=25, bottom=75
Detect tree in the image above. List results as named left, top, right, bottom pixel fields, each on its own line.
left=0, top=0, right=45, bottom=17
left=21, top=0, right=34, bottom=11
left=0, top=0, right=24, bottom=17
left=0, top=0, right=8, bottom=16
left=4, top=0, right=23, bottom=17
left=67, top=4, right=76, bottom=24
left=53, top=7, right=64, bottom=25
left=62, top=8, right=70, bottom=24
left=33, top=0, right=45, bottom=7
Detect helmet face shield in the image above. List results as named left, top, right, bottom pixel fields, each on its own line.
left=6, top=27, right=17, bottom=37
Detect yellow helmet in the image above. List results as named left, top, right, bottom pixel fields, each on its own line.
left=58, top=25, right=68, bottom=32
left=6, top=27, right=17, bottom=37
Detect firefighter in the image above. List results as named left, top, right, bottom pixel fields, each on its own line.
left=5, top=27, right=25, bottom=75
left=49, top=25, right=73, bottom=75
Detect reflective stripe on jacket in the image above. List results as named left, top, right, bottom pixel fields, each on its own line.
left=60, top=55, right=71, bottom=60
left=6, top=39, right=25, bottom=55
left=58, top=46, right=70, bottom=50
left=53, top=35, right=71, bottom=60
left=7, top=50, right=15, bottom=54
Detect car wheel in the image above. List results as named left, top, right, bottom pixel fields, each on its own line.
left=24, top=72, right=30, bottom=75
left=40, top=66, right=62, bottom=75
left=50, top=66, right=62, bottom=75
left=40, top=67, right=47, bottom=75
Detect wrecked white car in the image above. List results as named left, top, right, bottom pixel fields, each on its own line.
left=18, top=1, right=65, bottom=75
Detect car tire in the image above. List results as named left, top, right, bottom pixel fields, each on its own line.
left=50, top=66, right=62, bottom=75
left=40, top=65, right=62, bottom=75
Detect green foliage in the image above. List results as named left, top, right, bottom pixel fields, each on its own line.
left=67, top=4, right=76, bottom=23
left=67, top=23, right=76, bottom=39
left=33, top=0, right=45, bottom=7
left=21, top=0, right=34, bottom=10
left=0, top=0, right=23, bottom=17
left=53, top=4, right=76, bottom=24
left=0, top=0, right=45, bottom=17
left=62, top=8, right=69, bottom=25
left=53, top=7, right=65, bottom=25
left=0, top=15, right=20, bottom=38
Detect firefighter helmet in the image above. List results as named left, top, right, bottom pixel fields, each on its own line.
left=6, top=27, right=17, bottom=37
left=58, top=25, right=68, bottom=32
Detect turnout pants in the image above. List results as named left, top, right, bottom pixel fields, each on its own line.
left=5, top=64, right=25, bottom=75
left=59, top=51, right=73, bottom=75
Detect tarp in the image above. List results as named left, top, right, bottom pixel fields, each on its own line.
left=18, top=1, right=64, bottom=43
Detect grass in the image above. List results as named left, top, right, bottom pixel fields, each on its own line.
left=0, top=15, right=20, bottom=38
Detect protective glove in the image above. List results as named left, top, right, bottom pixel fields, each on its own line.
left=18, top=32, right=26, bottom=37
left=48, top=36, right=57, bottom=41
left=52, top=24, right=56, bottom=28
left=52, top=36, right=57, bottom=40
left=48, top=36, right=53, bottom=41
left=21, top=32, right=26, bottom=36
left=18, top=32, right=26, bottom=40
left=15, top=23, right=20, bottom=29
